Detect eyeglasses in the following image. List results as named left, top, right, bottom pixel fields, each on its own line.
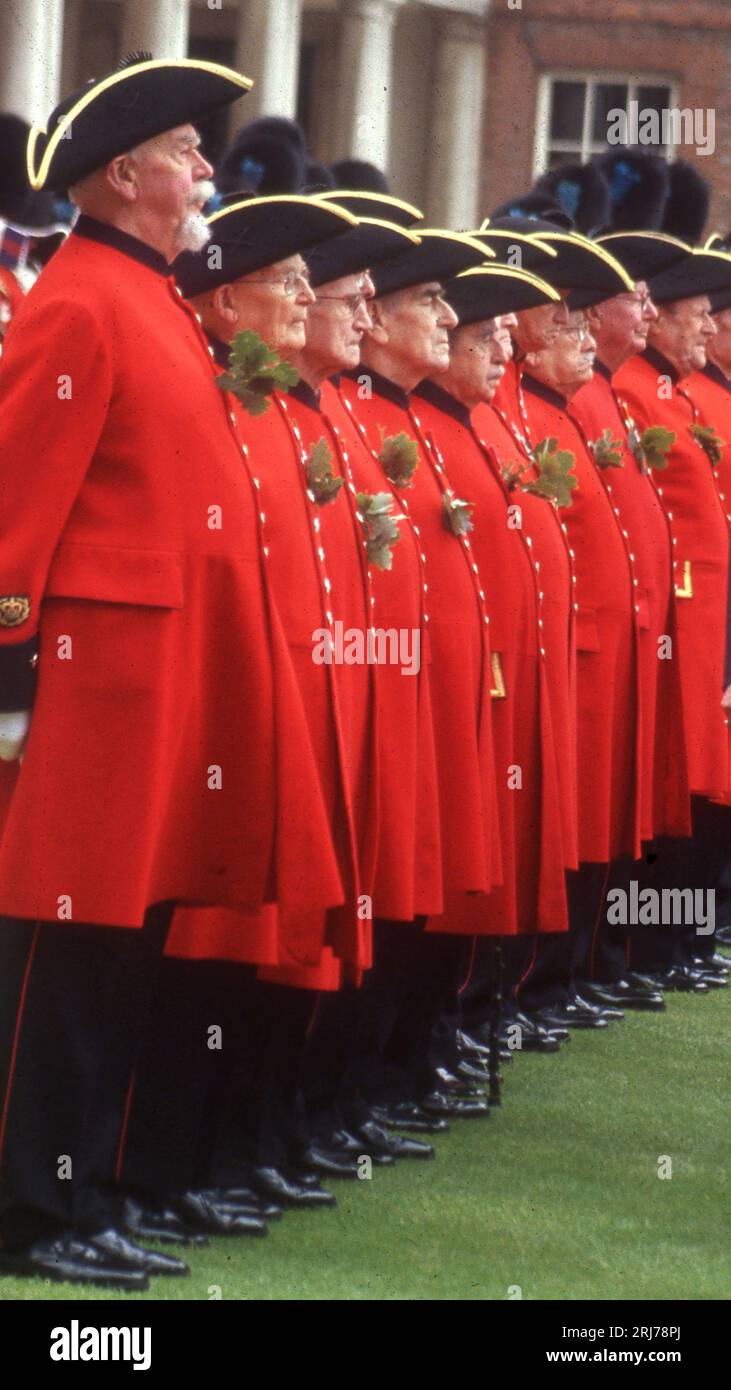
left=314, top=293, right=370, bottom=313
left=242, top=268, right=311, bottom=295
left=557, top=323, right=589, bottom=343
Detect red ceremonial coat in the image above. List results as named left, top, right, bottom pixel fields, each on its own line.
left=683, top=363, right=731, bottom=529
left=322, top=379, right=442, bottom=923
left=0, top=266, right=24, bottom=341
left=520, top=374, right=643, bottom=863
left=168, top=370, right=381, bottom=987
left=408, top=382, right=567, bottom=937
left=615, top=350, right=730, bottom=801
left=338, top=369, right=501, bottom=914
left=571, top=364, right=690, bottom=840
left=0, top=221, right=342, bottom=933
left=472, top=398, right=579, bottom=872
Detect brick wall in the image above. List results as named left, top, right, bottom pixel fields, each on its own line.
left=481, top=1, right=731, bottom=236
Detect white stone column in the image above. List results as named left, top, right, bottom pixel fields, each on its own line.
left=0, top=0, right=65, bottom=124
left=425, top=13, right=489, bottom=231
left=120, top=0, right=190, bottom=62
left=332, top=0, right=406, bottom=170
left=235, top=0, right=303, bottom=119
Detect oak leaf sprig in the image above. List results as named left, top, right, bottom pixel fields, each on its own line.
left=630, top=424, right=675, bottom=471
left=521, top=437, right=577, bottom=508
left=691, top=423, right=725, bottom=468
left=305, top=438, right=344, bottom=505
left=378, top=430, right=419, bottom=488
left=442, top=489, right=475, bottom=537
left=355, top=491, right=402, bottom=570
left=590, top=428, right=624, bottom=469
left=217, top=329, right=299, bottom=416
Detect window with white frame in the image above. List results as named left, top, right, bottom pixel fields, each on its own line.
left=533, top=74, right=678, bottom=177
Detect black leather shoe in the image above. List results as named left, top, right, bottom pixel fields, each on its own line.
left=580, top=979, right=665, bottom=1011
left=625, top=970, right=668, bottom=992
left=434, top=1065, right=485, bottom=1095
left=459, top=1027, right=513, bottom=1062
left=661, top=967, right=710, bottom=993
left=91, top=1228, right=188, bottom=1277
left=504, top=1010, right=563, bottom=1052
left=301, top=1145, right=361, bottom=1178
left=371, top=1101, right=449, bottom=1133
left=572, top=991, right=623, bottom=1020
left=357, top=1118, right=435, bottom=1160
left=0, top=1232, right=149, bottom=1290
left=697, top=952, right=731, bottom=973
left=453, top=1058, right=490, bottom=1084
left=314, top=1129, right=395, bottom=1166
left=173, top=1191, right=268, bottom=1235
left=420, top=1089, right=489, bottom=1119
left=250, top=1166, right=337, bottom=1207
left=535, top=1003, right=609, bottom=1029
left=121, top=1197, right=209, bottom=1247
left=198, top=1189, right=283, bottom=1220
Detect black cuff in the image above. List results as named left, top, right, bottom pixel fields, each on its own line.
left=0, top=637, right=39, bottom=712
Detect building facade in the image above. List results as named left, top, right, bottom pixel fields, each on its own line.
left=2, top=0, right=731, bottom=235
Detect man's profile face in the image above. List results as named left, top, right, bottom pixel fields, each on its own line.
left=129, top=125, right=214, bottom=251
left=525, top=310, right=596, bottom=399
left=377, top=281, right=458, bottom=376
left=445, top=316, right=512, bottom=403
left=231, top=254, right=315, bottom=354
left=512, top=297, right=570, bottom=355
left=305, top=271, right=375, bottom=373
left=649, top=295, right=716, bottom=377
left=593, top=282, right=657, bottom=360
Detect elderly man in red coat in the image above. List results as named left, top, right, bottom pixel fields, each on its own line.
left=569, top=232, right=691, bottom=1002
left=615, top=248, right=731, bottom=989
left=0, top=57, right=343, bottom=1288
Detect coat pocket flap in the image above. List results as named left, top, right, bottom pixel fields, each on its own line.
left=575, top=604, right=600, bottom=653
left=45, top=543, right=184, bottom=609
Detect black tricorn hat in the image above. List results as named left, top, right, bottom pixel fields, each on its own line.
left=472, top=224, right=560, bottom=273
left=704, top=233, right=731, bottom=306
left=27, top=54, right=252, bottom=193
left=173, top=195, right=357, bottom=298
left=532, top=162, right=611, bottom=235
left=487, top=194, right=574, bottom=231
left=595, top=231, right=688, bottom=283
left=533, top=231, right=635, bottom=308
left=0, top=114, right=67, bottom=231
left=307, top=218, right=420, bottom=289
left=329, top=159, right=390, bottom=194
left=372, top=230, right=492, bottom=297
left=444, top=265, right=561, bottom=325
left=660, top=159, right=711, bottom=245
left=592, top=150, right=669, bottom=232
left=647, top=248, right=731, bottom=305
left=315, top=189, right=423, bottom=228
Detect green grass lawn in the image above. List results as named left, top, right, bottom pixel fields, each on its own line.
left=3, top=974, right=730, bottom=1302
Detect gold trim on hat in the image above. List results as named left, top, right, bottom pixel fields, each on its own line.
left=27, top=58, right=254, bottom=191
left=454, top=264, right=561, bottom=302
left=471, top=228, right=559, bottom=259
left=532, top=231, right=636, bottom=290
left=207, top=194, right=359, bottom=229
left=315, top=190, right=425, bottom=222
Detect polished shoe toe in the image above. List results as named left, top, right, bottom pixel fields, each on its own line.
left=0, top=1232, right=150, bottom=1290
left=91, top=1227, right=188, bottom=1277
left=420, top=1089, right=489, bottom=1119
left=371, top=1101, right=449, bottom=1133
left=251, top=1166, right=337, bottom=1206
left=173, top=1191, right=268, bottom=1235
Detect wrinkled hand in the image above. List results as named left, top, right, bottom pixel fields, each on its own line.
left=0, top=710, right=30, bottom=762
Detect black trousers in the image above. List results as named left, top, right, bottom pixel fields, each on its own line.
left=0, top=904, right=172, bottom=1249
left=511, top=863, right=609, bottom=1011
left=121, top=961, right=315, bottom=1192
left=628, top=798, right=731, bottom=971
